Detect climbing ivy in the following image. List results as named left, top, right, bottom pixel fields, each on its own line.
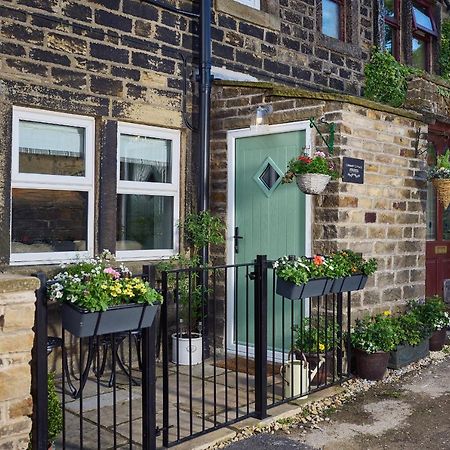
left=364, top=49, right=417, bottom=108
left=440, top=19, right=450, bottom=80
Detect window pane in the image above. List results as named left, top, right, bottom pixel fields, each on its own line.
left=444, top=206, right=450, bottom=241
left=117, top=194, right=174, bottom=250
left=19, top=121, right=85, bottom=176
left=322, top=0, right=340, bottom=39
left=413, top=5, right=434, bottom=32
left=11, top=189, right=88, bottom=253
left=120, top=134, right=172, bottom=183
left=426, top=182, right=436, bottom=240
left=412, top=37, right=426, bottom=70
left=384, top=24, right=394, bottom=55
left=383, top=0, right=395, bottom=18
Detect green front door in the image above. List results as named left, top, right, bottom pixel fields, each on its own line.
left=234, top=130, right=307, bottom=351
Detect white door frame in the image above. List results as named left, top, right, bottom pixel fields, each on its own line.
left=225, top=121, right=313, bottom=361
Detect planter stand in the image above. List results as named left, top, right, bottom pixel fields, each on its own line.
left=388, top=339, right=429, bottom=369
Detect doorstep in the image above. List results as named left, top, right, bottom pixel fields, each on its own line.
left=167, top=384, right=345, bottom=450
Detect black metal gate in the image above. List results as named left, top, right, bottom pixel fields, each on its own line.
left=160, top=255, right=352, bottom=447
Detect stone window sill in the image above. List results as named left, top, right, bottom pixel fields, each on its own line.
left=215, top=0, right=281, bottom=31
left=318, top=33, right=362, bottom=59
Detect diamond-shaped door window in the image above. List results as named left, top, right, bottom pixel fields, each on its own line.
left=253, top=157, right=284, bottom=197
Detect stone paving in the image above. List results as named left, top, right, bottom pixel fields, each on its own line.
left=55, top=358, right=280, bottom=449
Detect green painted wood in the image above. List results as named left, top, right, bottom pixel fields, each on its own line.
left=234, top=131, right=306, bottom=351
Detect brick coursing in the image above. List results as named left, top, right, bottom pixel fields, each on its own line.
left=210, top=83, right=428, bottom=324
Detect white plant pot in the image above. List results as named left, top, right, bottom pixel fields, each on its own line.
left=171, top=332, right=203, bottom=365
left=295, top=173, right=331, bottom=195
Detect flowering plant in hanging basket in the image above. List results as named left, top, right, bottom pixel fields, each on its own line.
left=282, top=151, right=338, bottom=195
left=428, top=149, right=450, bottom=208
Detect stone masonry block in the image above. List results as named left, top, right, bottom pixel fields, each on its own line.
left=0, top=365, right=31, bottom=402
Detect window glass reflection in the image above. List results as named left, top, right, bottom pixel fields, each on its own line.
left=322, top=0, right=340, bottom=39
left=413, top=5, right=434, bottom=32
left=11, top=189, right=88, bottom=253
left=384, top=24, right=394, bottom=55
left=18, top=121, right=85, bottom=176
left=412, top=37, right=426, bottom=70
left=120, top=134, right=172, bottom=183
left=383, top=0, right=395, bottom=17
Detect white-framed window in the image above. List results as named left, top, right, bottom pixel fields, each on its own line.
left=116, top=122, right=180, bottom=260
left=11, top=107, right=95, bottom=265
left=234, top=0, right=260, bottom=10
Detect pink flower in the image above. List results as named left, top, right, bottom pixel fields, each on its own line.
left=314, top=151, right=326, bottom=158
left=104, top=267, right=120, bottom=279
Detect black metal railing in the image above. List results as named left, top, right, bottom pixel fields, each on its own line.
left=31, top=256, right=353, bottom=449
left=31, top=267, right=158, bottom=450
left=160, top=255, right=352, bottom=447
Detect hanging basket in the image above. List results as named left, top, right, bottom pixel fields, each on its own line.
left=432, top=178, right=450, bottom=209
left=295, top=173, right=331, bottom=195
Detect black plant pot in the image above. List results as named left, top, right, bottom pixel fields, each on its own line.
left=388, top=339, right=429, bottom=369
left=61, top=302, right=159, bottom=337
left=353, top=348, right=389, bottom=381
left=276, top=277, right=333, bottom=300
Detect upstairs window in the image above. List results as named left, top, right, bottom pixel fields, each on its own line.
left=322, top=0, right=342, bottom=40
left=411, top=2, right=436, bottom=71
left=383, top=0, right=400, bottom=58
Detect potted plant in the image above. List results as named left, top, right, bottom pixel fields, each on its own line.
left=293, top=317, right=338, bottom=384
left=350, top=311, right=397, bottom=380
left=388, top=310, right=429, bottom=369
left=282, top=150, right=338, bottom=194
left=329, top=250, right=377, bottom=293
left=428, top=149, right=450, bottom=208
left=49, top=251, right=162, bottom=337
left=160, top=210, right=225, bottom=366
left=409, top=297, right=450, bottom=351
left=274, top=254, right=334, bottom=299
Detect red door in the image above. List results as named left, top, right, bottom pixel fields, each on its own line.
left=426, top=123, right=450, bottom=296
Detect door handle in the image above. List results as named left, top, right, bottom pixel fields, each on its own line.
left=234, top=226, right=243, bottom=253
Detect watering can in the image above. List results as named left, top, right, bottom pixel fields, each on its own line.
left=280, top=352, right=325, bottom=398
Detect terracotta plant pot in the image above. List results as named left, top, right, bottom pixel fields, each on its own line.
left=353, top=348, right=389, bottom=381
left=429, top=329, right=447, bottom=351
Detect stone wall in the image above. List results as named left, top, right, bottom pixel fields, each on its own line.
left=0, top=274, right=39, bottom=450
left=210, top=81, right=428, bottom=321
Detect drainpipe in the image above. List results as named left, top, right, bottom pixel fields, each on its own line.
left=198, top=0, right=212, bottom=261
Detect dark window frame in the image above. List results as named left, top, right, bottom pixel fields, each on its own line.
left=383, top=0, right=400, bottom=59
left=321, top=0, right=346, bottom=41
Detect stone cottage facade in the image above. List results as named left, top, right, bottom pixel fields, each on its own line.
left=0, top=1, right=448, bottom=446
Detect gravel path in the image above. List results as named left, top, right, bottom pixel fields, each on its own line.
left=221, top=348, right=450, bottom=450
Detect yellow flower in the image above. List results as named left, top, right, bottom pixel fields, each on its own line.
left=319, top=343, right=325, bottom=352
left=383, top=310, right=391, bottom=316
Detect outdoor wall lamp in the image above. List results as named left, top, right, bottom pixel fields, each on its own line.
left=252, top=105, right=273, bottom=127
left=309, top=117, right=335, bottom=155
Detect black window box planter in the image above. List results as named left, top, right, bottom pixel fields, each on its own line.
left=276, top=277, right=334, bottom=300
left=61, top=302, right=160, bottom=337
left=337, top=274, right=368, bottom=292
left=388, top=339, right=429, bottom=369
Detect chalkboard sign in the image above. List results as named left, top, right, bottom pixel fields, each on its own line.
left=342, top=157, right=364, bottom=184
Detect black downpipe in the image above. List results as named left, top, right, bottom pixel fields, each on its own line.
left=198, top=0, right=212, bottom=252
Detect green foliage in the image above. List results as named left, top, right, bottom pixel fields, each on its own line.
left=350, top=312, right=398, bottom=353
left=408, top=297, right=450, bottom=333
left=283, top=151, right=338, bottom=183
left=364, top=49, right=417, bottom=107
left=158, top=211, right=226, bottom=328
left=294, top=317, right=338, bottom=353
left=274, top=251, right=377, bottom=285
left=49, top=252, right=162, bottom=312
left=48, top=373, right=63, bottom=443
left=183, top=210, right=226, bottom=251
left=393, top=312, right=427, bottom=346
left=440, top=19, right=450, bottom=80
